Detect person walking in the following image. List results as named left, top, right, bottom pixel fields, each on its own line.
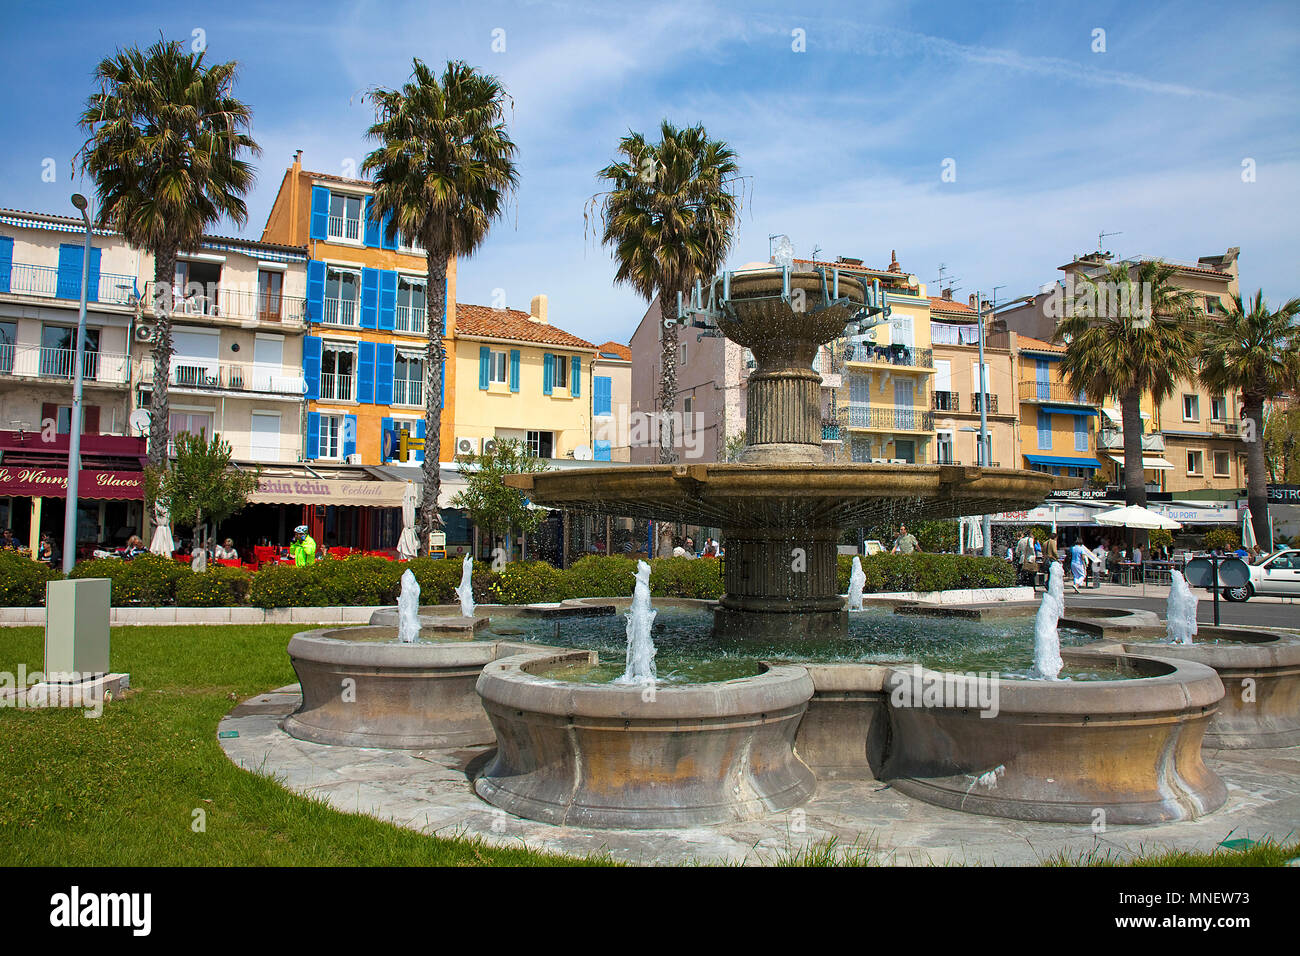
left=1014, top=530, right=1036, bottom=587
left=290, top=525, right=318, bottom=567
left=1044, top=531, right=1059, bottom=565
left=891, top=524, right=921, bottom=554
left=1069, top=540, right=1100, bottom=592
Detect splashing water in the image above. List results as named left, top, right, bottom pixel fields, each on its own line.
left=397, top=569, right=421, bottom=644
left=1029, top=561, right=1065, bottom=680
left=847, top=555, right=866, bottom=611
left=1166, top=570, right=1199, bottom=645
left=457, top=554, right=475, bottom=618
left=614, top=560, right=657, bottom=685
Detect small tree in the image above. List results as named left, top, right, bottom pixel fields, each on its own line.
left=1202, top=528, right=1240, bottom=553
left=147, top=431, right=259, bottom=570
left=450, top=439, right=549, bottom=560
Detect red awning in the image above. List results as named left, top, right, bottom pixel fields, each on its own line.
left=0, top=466, right=144, bottom=500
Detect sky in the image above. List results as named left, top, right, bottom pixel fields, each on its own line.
left=2, top=0, right=1297, bottom=345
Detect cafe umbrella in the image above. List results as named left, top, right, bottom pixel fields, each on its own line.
left=149, top=499, right=175, bottom=557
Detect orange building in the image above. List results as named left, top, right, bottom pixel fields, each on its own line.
left=260, top=151, right=457, bottom=465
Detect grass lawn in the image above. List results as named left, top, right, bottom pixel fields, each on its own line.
left=1, top=623, right=1295, bottom=867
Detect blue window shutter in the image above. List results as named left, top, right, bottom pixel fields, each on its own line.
left=363, top=198, right=380, bottom=248
left=379, top=270, right=397, bottom=330
left=595, top=376, right=612, bottom=416
left=360, top=268, right=379, bottom=329
left=479, top=346, right=490, bottom=389
left=344, top=415, right=357, bottom=458
left=306, top=411, right=320, bottom=459
left=0, top=236, right=12, bottom=293
left=86, top=247, right=102, bottom=303
left=415, top=419, right=425, bottom=463
left=57, top=244, right=83, bottom=299
left=309, top=187, right=329, bottom=240
left=571, top=355, right=581, bottom=397
left=1075, top=414, right=1088, bottom=452
left=381, top=416, right=394, bottom=463
left=509, top=349, right=520, bottom=393
left=303, top=336, right=322, bottom=400
left=381, top=213, right=398, bottom=251
left=1038, top=409, right=1052, bottom=450
left=357, top=341, right=376, bottom=404
left=375, top=344, right=395, bottom=405
left=543, top=353, right=554, bottom=395
left=594, top=439, right=611, bottom=461
left=306, top=260, right=325, bottom=323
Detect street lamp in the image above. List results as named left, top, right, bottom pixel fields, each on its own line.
left=61, top=194, right=93, bottom=575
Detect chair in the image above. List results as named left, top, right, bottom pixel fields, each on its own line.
left=215, top=558, right=241, bottom=568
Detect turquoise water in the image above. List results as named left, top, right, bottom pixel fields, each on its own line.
left=488, top=607, right=1117, bottom=684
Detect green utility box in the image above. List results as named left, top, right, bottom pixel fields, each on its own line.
left=44, top=577, right=112, bottom=677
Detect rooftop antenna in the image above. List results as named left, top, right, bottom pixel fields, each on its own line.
left=1098, top=230, right=1121, bottom=256
left=933, top=263, right=961, bottom=295
left=811, top=244, right=822, bottom=262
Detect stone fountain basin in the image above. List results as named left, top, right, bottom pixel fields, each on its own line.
left=1065, top=621, right=1300, bottom=750
left=473, top=650, right=817, bottom=829
left=283, top=627, right=546, bottom=750
left=878, top=655, right=1227, bottom=825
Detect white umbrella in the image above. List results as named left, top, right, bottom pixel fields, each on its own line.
left=396, top=481, right=420, bottom=560
left=149, top=499, right=175, bottom=556
left=1241, top=509, right=1257, bottom=550
left=961, top=516, right=983, bottom=552
left=1093, top=504, right=1182, bottom=531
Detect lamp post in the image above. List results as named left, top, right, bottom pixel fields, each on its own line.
left=975, top=292, right=991, bottom=555
left=62, top=194, right=93, bottom=575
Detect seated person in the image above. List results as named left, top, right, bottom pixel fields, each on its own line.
left=0, top=529, right=21, bottom=550
left=123, top=535, right=148, bottom=558
left=214, top=538, right=239, bottom=560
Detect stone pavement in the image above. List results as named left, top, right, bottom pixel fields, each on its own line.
left=219, top=686, right=1300, bottom=866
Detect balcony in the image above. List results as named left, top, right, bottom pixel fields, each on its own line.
left=322, top=297, right=359, bottom=328
left=319, top=372, right=355, bottom=402
left=844, top=344, right=934, bottom=370
left=395, top=304, right=427, bottom=335
left=846, top=405, right=934, bottom=432
left=393, top=377, right=423, bottom=407
left=1018, top=380, right=1090, bottom=404
left=137, top=361, right=305, bottom=397
left=821, top=422, right=843, bottom=443
left=144, top=281, right=306, bottom=325
left=2, top=261, right=138, bottom=306
left=1098, top=428, right=1165, bottom=452
left=0, top=342, right=131, bottom=385
left=932, top=390, right=959, bottom=412
left=327, top=215, right=362, bottom=242
left=970, top=392, right=999, bottom=414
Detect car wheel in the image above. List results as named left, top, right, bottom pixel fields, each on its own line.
left=1222, top=585, right=1250, bottom=602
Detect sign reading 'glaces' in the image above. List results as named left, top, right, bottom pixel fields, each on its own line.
left=0, top=467, right=143, bottom=499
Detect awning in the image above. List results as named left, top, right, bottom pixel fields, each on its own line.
left=1024, top=454, right=1103, bottom=468
left=1106, top=453, right=1175, bottom=471
left=363, top=465, right=468, bottom=509
left=1101, top=408, right=1150, bottom=424
left=246, top=476, right=409, bottom=508
left=0, top=466, right=144, bottom=500
left=1043, top=405, right=1097, bottom=416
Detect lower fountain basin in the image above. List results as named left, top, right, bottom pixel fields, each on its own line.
left=283, top=627, right=537, bottom=749
left=473, top=651, right=817, bottom=829
left=879, top=655, right=1227, bottom=824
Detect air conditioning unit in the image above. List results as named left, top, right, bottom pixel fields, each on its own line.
left=454, top=435, right=480, bottom=456
left=346, top=453, right=362, bottom=465
left=481, top=437, right=500, bottom=455
left=870, top=458, right=888, bottom=464
left=135, top=325, right=155, bottom=342
left=889, top=458, right=907, bottom=465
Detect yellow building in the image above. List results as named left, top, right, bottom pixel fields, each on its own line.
left=1012, top=335, right=1104, bottom=480
left=451, top=296, right=597, bottom=460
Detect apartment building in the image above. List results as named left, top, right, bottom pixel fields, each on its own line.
left=1011, top=334, right=1103, bottom=481
left=592, top=340, right=632, bottom=461
left=260, top=152, right=455, bottom=466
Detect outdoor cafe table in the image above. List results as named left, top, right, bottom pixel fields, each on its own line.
left=1145, top=560, right=1176, bottom=585
left=1117, top=561, right=1140, bottom=586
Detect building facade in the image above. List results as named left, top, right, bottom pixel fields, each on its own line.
left=592, top=340, right=632, bottom=462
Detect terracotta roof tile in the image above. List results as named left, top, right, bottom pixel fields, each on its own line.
left=595, top=341, right=631, bottom=361
left=456, top=304, right=596, bottom=350
left=928, top=296, right=977, bottom=315
left=1016, top=334, right=1065, bottom=353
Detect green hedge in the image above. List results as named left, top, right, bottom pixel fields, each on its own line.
left=176, top=566, right=253, bottom=607
left=68, top=554, right=187, bottom=606
left=836, top=553, right=1014, bottom=593
left=0, top=552, right=61, bottom=607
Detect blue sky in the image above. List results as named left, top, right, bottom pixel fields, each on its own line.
left=2, top=0, right=1297, bottom=343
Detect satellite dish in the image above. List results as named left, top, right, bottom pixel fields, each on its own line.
left=129, top=409, right=151, bottom=434
left=772, top=235, right=795, bottom=270
left=574, top=445, right=593, bottom=461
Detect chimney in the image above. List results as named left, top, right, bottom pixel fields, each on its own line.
left=942, top=287, right=953, bottom=301
left=888, top=249, right=902, bottom=273
left=293, top=149, right=302, bottom=171
left=530, top=294, right=548, bottom=325
left=968, top=293, right=977, bottom=308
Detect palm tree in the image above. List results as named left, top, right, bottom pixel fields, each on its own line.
left=1198, top=291, right=1300, bottom=550
left=594, top=122, right=740, bottom=463
left=79, top=37, right=259, bottom=470
left=362, top=59, right=518, bottom=552
left=1057, top=260, right=1201, bottom=509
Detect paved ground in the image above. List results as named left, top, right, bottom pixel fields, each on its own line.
left=1058, top=583, right=1300, bottom=629
left=219, top=686, right=1300, bottom=866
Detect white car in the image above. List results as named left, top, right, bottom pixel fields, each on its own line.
left=1223, top=549, right=1300, bottom=601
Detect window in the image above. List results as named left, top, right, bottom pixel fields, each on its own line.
left=1187, top=450, right=1204, bottom=475
left=1211, top=394, right=1228, bottom=422
left=594, top=375, right=613, bottom=416
left=173, top=259, right=221, bottom=315
left=395, top=275, right=427, bottom=333
left=327, top=193, right=363, bottom=241
left=526, top=430, right=554, bottom=459
left=552, top=355, right=569, bottom=391
left=683, top=396, right=693, bottom=416
left=936, top=431, right=954, bottom=464
left=257, top=270, right=283, bottom=321
left=1213, top=451, right=1230, bottom=477
left=487, top=350, right=507, bottom=385
left=1038, top=409, right=1052, bottom=450
left=168, top=411, right=213, bottom=454
left=320, top=345, right=357, bottom=402
left=1182, top=394, right=1200, bottom=422
left=679, top=342, right=688, bottom=368
left=0, top=321, right=15, bottom=374
left=40, top=325, right=100, bottom=379
left=324, top=267, right=361, bottom=326
left=318, top=414, right=343, bottom=459
left=394, top=352, right=424, bottom=406
left=1074, top=415, right=1089, bottom=452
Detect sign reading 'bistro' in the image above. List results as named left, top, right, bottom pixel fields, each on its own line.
left=0, top=467, right=144, bottom=500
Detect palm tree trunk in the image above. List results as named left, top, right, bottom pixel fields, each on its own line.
left=1243, top=395, right=1270, bottom=550
left=148, top=244, right=178, bottom=471
left=420, top=249, right=449, bottom=555
left=658, top=293, right=678, bottom=464
left=1120, top=388, right=1146, bottom=509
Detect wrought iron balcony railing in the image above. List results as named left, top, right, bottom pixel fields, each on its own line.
left=2, top=261, right=138, bottom=306
left=1018, top=379, right=1091, bottom=404
left=136, top=361, right=305, bottom=396
left=846, top=405, right=934, bottom=432
left=971, top=392, right=999, bottom=414
left=932, top=390, right=959, bottom=412
left=0, top=342, right=130, bottom=384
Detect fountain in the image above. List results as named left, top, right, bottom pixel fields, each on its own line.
left=1028, top=562, right=1065, bottom=680
left=397, top=569, right=421, bottom=644
left=457, top=554, right=475, bottom=618
left=846, top=555, right=866, bottom=611
left=613, top=560, right=656, bottom=685
left=1166, top=570, right=1198, bottom=645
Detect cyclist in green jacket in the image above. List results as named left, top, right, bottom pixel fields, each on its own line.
left=290, top=525, right=317, bottom=566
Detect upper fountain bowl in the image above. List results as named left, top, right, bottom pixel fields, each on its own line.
left=715, top=267, right=867, bottom=352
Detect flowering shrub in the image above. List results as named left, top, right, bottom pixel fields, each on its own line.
left=176, top=566, right=252, bottom=607
left=69, top=554, right=186, bottom=605
left=0, top=552, right=61, bottom=607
